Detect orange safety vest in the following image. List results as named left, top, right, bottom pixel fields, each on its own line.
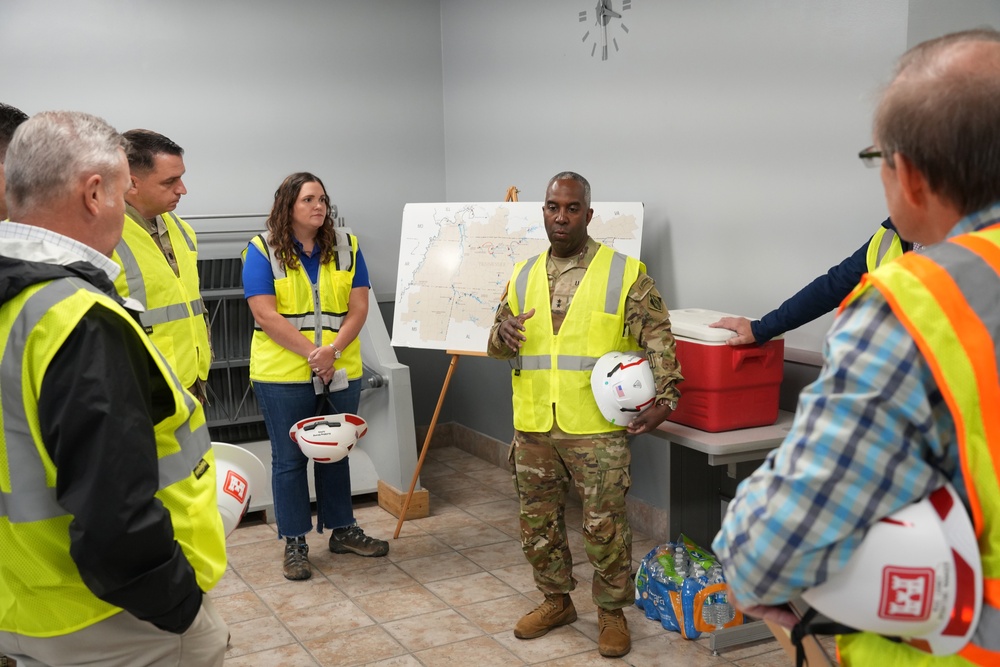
left=837, top=222, right=1000, bottom=665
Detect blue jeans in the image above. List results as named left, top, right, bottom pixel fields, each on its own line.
left=253, top=379, right=362, bottom=538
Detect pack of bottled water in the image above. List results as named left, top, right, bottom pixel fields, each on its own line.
left=634, top=534, right=743, bottom=639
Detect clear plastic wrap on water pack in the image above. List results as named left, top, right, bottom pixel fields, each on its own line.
left=634, top=534, right=744, bottom=639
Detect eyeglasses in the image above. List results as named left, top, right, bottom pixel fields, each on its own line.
left=858, top=146, right=883, bottom=168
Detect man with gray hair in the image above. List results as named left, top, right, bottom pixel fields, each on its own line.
left=0, top=102, right=29, bottom=220
left=0, top=111, right=229, bottom=665
left=714, top=29, right=1000, bottom=665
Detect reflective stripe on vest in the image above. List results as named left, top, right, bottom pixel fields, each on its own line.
left=112, top=212, right=210, bottom=386
left=0, top=282, right=209, bottom=522
left=839, top=222, right=1000, bottom=664
left=0, top=275, right=225, bottom=636
left=508, top=244, right=642, bottom=434
left=866, top=226, right=905, bottom=272
left=245, top=230, right=362, bottom=382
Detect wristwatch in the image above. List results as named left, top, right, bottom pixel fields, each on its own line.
left=657, top=397, right=678, bottom=411
left=329, top=343, right=341, bottom=360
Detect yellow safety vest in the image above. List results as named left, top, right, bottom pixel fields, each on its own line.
left=866, top=225, right=905, bottom=272
left=507, top=243, right=643, bottom=434
left=0, top=276, right=226, bottom=636
left=244, top=230, right=363, bottom=382
left=837, top=223, right=1000, bottom=665
left=111, top=211, right=211, bottom=388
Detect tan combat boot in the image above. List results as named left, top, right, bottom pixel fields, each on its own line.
left=597, top=607, right=631, bottom=657
left=514, top=593, right=577, bottom=639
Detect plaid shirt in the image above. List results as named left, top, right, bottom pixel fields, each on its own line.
left=712, top=204, right=1000, bottom=607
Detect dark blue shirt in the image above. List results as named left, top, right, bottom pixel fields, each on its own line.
left=750, top=218, right=911, bottom=342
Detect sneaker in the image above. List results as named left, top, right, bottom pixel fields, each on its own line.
left=282, top=536, right=311, bottom=581
left=514, top=593, right=577, bottom=639
left=328, top=525, right=389, bottom=557
left=597, top=607, right=631, bottom=657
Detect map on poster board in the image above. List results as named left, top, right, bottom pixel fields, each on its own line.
left=391, top=201, right=644, bottom=353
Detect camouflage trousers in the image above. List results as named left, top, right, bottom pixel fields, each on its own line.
left=509, top=429, right=633, bottom=609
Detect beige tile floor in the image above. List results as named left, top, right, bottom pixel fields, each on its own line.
left=216, top=445, right=833, bottom=666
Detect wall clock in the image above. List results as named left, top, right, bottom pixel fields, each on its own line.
left=579, top=0, right=632, bottom=61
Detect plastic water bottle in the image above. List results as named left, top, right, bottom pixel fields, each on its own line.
left=680, top=566, right=706, bottom=639
left=702, top=564, right=736, bottom=626
left=673, top=546, right=688, bottom=581
left=647, top=556, right=666, bottom=583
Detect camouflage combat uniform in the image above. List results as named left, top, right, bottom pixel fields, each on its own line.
left=487, top=237, right=682, bottom=609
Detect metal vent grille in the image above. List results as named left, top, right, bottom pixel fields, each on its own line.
left=199, top=257, right=268, bottom=443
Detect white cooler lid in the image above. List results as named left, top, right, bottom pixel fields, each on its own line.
left=670, top=308, right=755, bottom=344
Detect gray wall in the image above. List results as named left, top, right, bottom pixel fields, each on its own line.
left=908, top=0, right=1000, bottom=47
left=0, top=0, right=447, bottom=289
left=4, top=0, right=998, bottom=514
left=435, top=0, right=909, bottom=510
left=427, top=0, right=999, bottom=511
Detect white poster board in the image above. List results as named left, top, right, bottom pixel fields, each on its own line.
left=391, top=201, right=644, bottom=353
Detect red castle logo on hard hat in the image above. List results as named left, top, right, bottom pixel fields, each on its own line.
left=224, top=470, right=249, bottom=504
left=879, top=566, right=934, bottom=621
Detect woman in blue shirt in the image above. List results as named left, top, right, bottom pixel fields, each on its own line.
left=243, top=172, right=388, bottom=581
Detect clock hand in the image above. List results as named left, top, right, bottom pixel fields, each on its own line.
left=601, top=15, right=608, bottom=60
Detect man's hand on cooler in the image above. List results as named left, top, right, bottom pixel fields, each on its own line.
left=709, top=316, right=756, bottom=346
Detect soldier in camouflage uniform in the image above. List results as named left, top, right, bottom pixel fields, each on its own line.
left=487, top=172, right=682, bottom=658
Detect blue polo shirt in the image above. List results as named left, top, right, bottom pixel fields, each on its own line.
left=243, top=237, right=370, bottom=298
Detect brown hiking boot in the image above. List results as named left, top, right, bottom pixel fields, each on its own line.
left=283, top=536, right=311, bottom=581
left=597, top=607, right=631, bottom=657
left=328, top=525, right=389, bottom=557
left=514, top=593, right=577, bottom=639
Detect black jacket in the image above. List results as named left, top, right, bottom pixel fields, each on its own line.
left=0, top=254, right=203, bottom=634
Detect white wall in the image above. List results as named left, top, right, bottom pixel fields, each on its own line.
left=0, top=0, right=446, bottom=293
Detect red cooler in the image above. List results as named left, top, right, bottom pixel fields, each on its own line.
left=667, top=308, right=783, bottom=432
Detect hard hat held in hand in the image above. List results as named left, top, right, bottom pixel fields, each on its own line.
left=289, top=413, right=368, bottom=463
left=801, top=483, right=982, bottom=656
left=212, top=442, right=267, bottom=538
left=591, top=351, right=656, bottom=427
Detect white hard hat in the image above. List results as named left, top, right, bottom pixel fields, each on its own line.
left=289, top=413, right=368, bottom=464
left=212, top=442, right=267, bottom=538
left=800, top=483, right=982, bottom=656
left=590, top=351, right=656, bottom=427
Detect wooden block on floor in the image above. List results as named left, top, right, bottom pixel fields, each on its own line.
left=378, top=479, right=429, bottom=520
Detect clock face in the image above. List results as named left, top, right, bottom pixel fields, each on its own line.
left=579, top=0, right=632, bottom=61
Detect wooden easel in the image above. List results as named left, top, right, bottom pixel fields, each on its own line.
left=393, top=185, right=520, bottom=538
